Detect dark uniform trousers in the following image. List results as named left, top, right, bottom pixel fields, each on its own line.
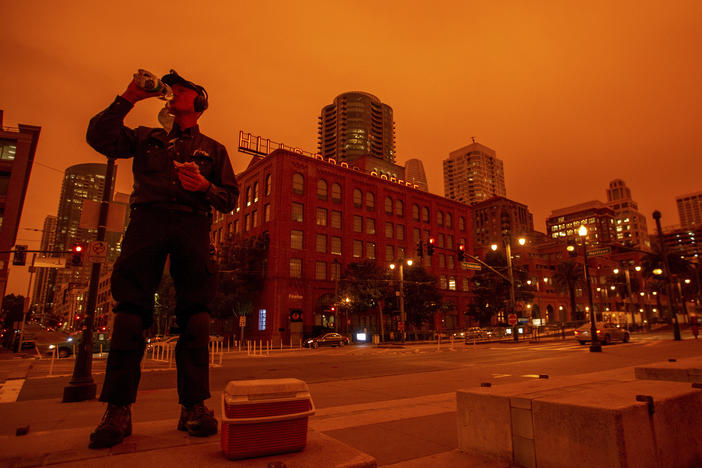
left=100, top=206, right=216, bottom=407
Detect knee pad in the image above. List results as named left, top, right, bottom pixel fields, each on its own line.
left=182, top=312, right=210, bottom=348
left=111, top=312, right=145, bottom=350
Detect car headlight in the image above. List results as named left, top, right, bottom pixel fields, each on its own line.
left=48, top=344, right=55, bottom=349
left=67, top=337, right=73, bottom=342
left=306, top=339, right=313, bottom=344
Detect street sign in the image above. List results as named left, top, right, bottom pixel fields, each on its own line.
left=508, top=313, right=518, bottom=326
left=87, top=241, right=107, bottom=263
left=588, top=247, right=612, bottom=257
left=461, top=261, right=482, bottom=271
left=239, top=316, right=246, bottom=327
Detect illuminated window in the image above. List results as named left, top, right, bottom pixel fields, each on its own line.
left=365, top=218, right=376, bottom=235
left=291, top=230, right=303, bottom=250
left=353, top=240, right=363, bottom=258
left=290, top=259, right=302, bottom=278
left=448, top=276, right=456, bottom=291
left=331, top=236, right=342, bottom=255
left=253, top=182, right=259, bottom=202
left=366, top=242, right=376, bottom=259
left=316, top=234, right=327, bottom=253
left=316, top=207, right=327, bottom=226
left=264, top=204, right=270, bottom=222
left=291, top=202, right=303, bottom=222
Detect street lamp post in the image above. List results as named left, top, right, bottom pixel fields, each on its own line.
left=492, top=212, right=525, bottom=342
left=578, top=225, right=601, bottom=352
left=652, top=210, right=681, bottom=341
left=390, top=259, right=413, bottom=343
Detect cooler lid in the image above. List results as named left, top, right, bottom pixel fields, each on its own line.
left=224, top=378, right=310, bottom=399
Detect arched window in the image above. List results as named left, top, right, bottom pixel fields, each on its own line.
left=265, top=174, right=272, bottom=196
left=446, top=212, right=452, bottom=229
left=245, top=186, right=251, bottom=206
left=384, top=196, right=393, bottom=214
left=412, top=204, right=420, bottom=221
left=292, top=173, right=304, bottom=195
left=253, top=182, right=259, bottom=203
left=421, top=206, right=429, bottom=223
left=395, top=200, right=404, bottom=217
left=317, top=179, right=328, bottom=200
left=331, top=183, right=342, bottom=203
left=366, top=192, right=375, bottom=211
left=353, top=189, right=363, bottom=208
left=459, top=216, right=466, bottom=231
left=437, top=211, right=444, bottom=226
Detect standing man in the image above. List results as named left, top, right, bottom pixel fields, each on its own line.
left=86, top=70, right=238, bottom=449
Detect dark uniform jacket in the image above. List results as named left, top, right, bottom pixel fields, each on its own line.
left=86, top=96, right=238, bottom=214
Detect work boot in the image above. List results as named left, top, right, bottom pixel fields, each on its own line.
left=177, top=402, right=218, bottom=437
left=89, top=404, right=132, bottom=449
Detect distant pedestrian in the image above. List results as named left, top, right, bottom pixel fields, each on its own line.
left=691, top=322, right=699, bottom=340
left=85, top=69, right=238, bottom=449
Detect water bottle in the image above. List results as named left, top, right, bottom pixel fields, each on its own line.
left=133, top=69, right=173, bottom=100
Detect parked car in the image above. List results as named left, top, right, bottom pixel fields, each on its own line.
left=304, top=333, right=350, bottom=349
left=573, top=322, right=630, bottom=345
left=38, top=332, right=111, bottom=358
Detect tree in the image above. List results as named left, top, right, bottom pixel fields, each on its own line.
left=402, top=264, right=442, bottom=330
left=338, top=260, right=391, bottom=335
left=551, top=261, right=583, bottom=321
left=1, top=294, right=26, bottom=348
left=153, top=271, right=176, bottom=336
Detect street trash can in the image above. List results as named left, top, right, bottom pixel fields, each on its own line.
left=221, top=378, right=315, bottom=460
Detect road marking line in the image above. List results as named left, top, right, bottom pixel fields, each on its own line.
left=491, top=373, right=511, bottom=378
left=0, top=379, right=25, bottom=403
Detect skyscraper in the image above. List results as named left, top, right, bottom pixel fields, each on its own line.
left=404, top=159, right=428, bottom=192
left=443, top=141, right=506, bottom=205
left=31, top=214, right=57, bottom=323
left=318, top=92, right=395, bottom=164
left=676, top=190, right=702, bottom=228
left=605, top=179, right=650, bottom=249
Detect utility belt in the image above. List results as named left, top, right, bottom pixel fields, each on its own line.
left=132, top=202, right=211, bottom=218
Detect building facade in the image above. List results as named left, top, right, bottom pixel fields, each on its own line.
left=211, top=149, right=476, bottom=343
left=676, top=190, right=702, bottom=228
left=655, top=225, right=702, bottom=261
left=0, top=111, right=40, bottom=299
left=606, top=179, right=650, bottom=249
left=31, top=214, right=58, bottom=323
left=443, top=141, right=506, bottom=205
left=546, top=201, right=616, bottom=246
left=317, top=92, right=395, bottom=166
left=471, top=196, right=534, bottom=248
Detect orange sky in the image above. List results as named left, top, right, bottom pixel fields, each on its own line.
left=2, top=1, right=701, bottom=295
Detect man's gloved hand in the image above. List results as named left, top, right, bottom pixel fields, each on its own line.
left=174, top=161, right=211, bottom=192
left=121, top=79, right=162, bottom=104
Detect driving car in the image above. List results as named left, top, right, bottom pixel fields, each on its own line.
left=304, top=332, right=350, bottom=349
left=573, top=322, right=630, bottom=345
left=38, top=332, right=111, bottom=358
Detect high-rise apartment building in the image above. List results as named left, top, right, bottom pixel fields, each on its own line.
left=0, top=110, right=40, bottom=299
left=676, top=190, right=702, bottom=228
left=31, top=215, right=57, bottom=323
left=318, top=92, right=395, bottom=165
left=546, top=201, right=616, bottom=246
left=605, top=179, right=650, bottom=249
left=404, top=159, right=428, bottom=192
left=443, top=142, right=506, bottom=205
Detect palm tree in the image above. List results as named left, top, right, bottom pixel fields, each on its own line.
left=551, top=261, right=583, bottom=322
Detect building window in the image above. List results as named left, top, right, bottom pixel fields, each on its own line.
left=290, top=259, right=302, bottom=278
left=353, top=189, right=363, bottom=208
left=233, top=219, right=239, bottom=234
left=244, top=213, right=251, bottom=231
left=446, top=213, right=453, bottom=229
left=315, top=261, right=326, bottom=280
left=462, top=277, right=469, bottom=291
left=0, top=140, right=17, bottom=161
left=448, top=255, right=455, bottom=269
left=316, top=234, right=327, bottom=253
left=385, top=196, right=393, bottom=214
left=448, top=276, right=456, bottom=291
left=366, top=242, right=376, bottom=259
left=331, top=210, right=342, bottom=229
left=253, top=182, right=259, bottom=202
left=331, top=236, right=342, bottom=255
left=258, top=309, right=267, bottom=331
left=264, top=204, right=271, bottom=222
left=316, top=207, right=327, bottom=226
left=353, top=240, right=363, bottom=258
left=292, top=173, right=304, bottom=194
left=353, top=215, right=363, bottom=233
left=437, top=211, right=444, bottom=226
left=331, top=261, right=341, bottom=280
left=292, top=202, right=303, bottom=222
left=365, top=218, right=376, bottom=235
left=291, top=230, right=303, bottom=250
left=440, top=276, right=447, bottom=289
left=245, top=186, right=251, bottom=206
left=265, top=173, right=272, bottom=196
left=447, top=235, right=454, bottom=249
left=396, top=224, right=405, bottom=240
left=440, top=254, right=446, bottom=268
left=252, top=210, right=258, bottom=228
left=385, top=222, right=393, bottom=239
left=317, top=179, right=328, bottom=200
left=421, top=207, right=429, bottom=223
left=413, top=228, right=420, bottom=242
left=459, top=216, right=465, bottom=231
left=412, top=204, right=420, bottom=221
left=385, top=245, right=394, bottom=262
left=395, top=200, right=404, bottom=217
left=438, top=233, right=445, bottom=248
left=331, top=183, right=342, bottom=202
left=366, top=192, right=375, bottom=211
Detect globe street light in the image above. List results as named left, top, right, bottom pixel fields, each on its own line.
left=578, top=225, right=601, bottom=352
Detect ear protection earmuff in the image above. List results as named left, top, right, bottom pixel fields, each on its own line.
left=193, top=86, right=208, bottom=113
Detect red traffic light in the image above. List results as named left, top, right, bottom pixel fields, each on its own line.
left=74, top=245, right=83, bottom=252
left=428, top=238, right=435, bottom=244
left=458, top=244, right=465, bottom=251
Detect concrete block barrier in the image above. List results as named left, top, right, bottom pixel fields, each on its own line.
left=634, top=356, right=702, bottom=384
left=457, top=377, right=702, bottom=468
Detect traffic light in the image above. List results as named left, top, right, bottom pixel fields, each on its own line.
left=457, top=244, right=465, bottom=262
left=416, top=240, right=424, bottom=257
left=12, top=245, right=28, bottom=266
left=566, top=240, right=577, bottom=258
left=70, top=244, right=84, bottom=266
left=427, top=238, right=435, bottom=256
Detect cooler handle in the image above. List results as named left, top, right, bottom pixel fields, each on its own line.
left=221, top=394, right=316, bottom=424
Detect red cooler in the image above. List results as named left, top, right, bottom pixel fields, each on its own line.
left=220, top=378, right=315, bottom=460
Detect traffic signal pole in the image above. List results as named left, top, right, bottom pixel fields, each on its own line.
left=63, top=158, right=115, bottom=402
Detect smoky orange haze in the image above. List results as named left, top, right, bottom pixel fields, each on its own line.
left=2, top=0, right=701, bottom=295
